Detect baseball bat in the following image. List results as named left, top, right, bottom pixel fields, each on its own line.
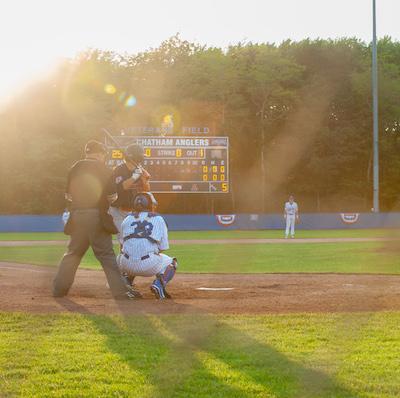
left=102, top=128, right=125, bottom=149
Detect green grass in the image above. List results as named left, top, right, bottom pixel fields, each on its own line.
left=0, top=232, right=68, bottom=241
left=169, top=228, right=398, bottom=240
left=1, top=241, right=399, bottom=274
left=1, top=312, right=400, bottom=397
left=0, top=228, right=398, bottom=241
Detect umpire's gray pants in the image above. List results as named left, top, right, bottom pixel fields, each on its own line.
left=53, top=209, right=128, bottom=299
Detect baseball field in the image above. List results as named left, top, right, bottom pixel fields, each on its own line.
left=1, top=229, right=400, bottom=397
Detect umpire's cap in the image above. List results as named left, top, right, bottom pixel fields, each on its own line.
left=125, top=144, right=144, bottom=163
left=133, top=192, right=158, bottom=212
left=85, top=140, right=107, bottom=155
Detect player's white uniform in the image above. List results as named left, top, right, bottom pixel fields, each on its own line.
left=108, top=206, right=129, bottom=244
left=117, top=211, right=173, bottom=277
left=284, top=201, right=298, bottom=238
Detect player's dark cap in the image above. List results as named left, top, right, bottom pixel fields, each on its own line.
left=85, top=140, right=107, bottom=155
left=125, top=144, right=144, bottom=163
left=133, top=192, right=158, bottom=212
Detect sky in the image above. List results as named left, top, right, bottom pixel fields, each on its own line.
left=0, top=0, right=398, bottom=101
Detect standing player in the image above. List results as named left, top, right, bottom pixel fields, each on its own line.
left=117, top=192, right=178, bottom=300
left=284, top=195, right=299, bottom=239
left=53, top=140, right=135, bottom=299
left=109, top=144, right=151, bottom=244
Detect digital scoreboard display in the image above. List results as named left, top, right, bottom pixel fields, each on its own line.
left=106, top=136, right=229, bottom=193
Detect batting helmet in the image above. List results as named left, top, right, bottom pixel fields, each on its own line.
left=133, top=192, right=158, bottom=212
left=85, top=140, right=107, bottom=155
left=124, top=144, right=144, bottom=163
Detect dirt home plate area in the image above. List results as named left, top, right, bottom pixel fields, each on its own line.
left=1, top=261, right=400, bottom=315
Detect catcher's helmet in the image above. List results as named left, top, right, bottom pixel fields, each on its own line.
left=125, top=144, right=144, bottom=163
left=133, top=192, right=158, bottom=212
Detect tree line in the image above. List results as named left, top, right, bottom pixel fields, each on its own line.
left=0, top=35, right=399, bottom=214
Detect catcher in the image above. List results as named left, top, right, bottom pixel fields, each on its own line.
left=117, top=192, right=178, bottom=300
left=109, top=143, right=151, bottom=245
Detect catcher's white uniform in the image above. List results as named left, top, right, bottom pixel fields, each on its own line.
left=284, top=201, right=298, bottom=238
left=117, top=211, right=173, bottom=277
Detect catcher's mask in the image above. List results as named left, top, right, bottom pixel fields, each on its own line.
left=133, top=192, right=158, bottom=212
left=124, top=144, right=144, bottom=164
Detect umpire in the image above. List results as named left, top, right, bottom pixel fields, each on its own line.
left=53, top=140, right=133, bottom=299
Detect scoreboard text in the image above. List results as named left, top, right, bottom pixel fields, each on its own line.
left=107, top=136, right=229, bottom=193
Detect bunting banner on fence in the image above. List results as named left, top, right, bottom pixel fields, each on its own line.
left=216, top=214, right=236, bottom=227
left=340, top=213, right=360, bottom=224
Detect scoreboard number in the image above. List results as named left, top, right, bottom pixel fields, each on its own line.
left=112, top=149, right=123, bottom=159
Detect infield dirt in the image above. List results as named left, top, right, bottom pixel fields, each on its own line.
left=1, top=262, right=400, bottom=315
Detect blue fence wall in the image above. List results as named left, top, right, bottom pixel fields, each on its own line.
left=0, top=213, right=399, bottom=232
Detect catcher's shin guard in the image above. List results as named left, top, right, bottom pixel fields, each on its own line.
left=151, top=259, right=178, bottom=300
left=162, top=259, right=177, bottom=285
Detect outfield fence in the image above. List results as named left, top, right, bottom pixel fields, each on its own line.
left=0, top=212, right=399, bottom=232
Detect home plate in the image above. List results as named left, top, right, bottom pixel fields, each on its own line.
left=196, top=287, right=235, bottom=291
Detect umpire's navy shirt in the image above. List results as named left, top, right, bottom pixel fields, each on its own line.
left=67, top=159, right=115, bottom=210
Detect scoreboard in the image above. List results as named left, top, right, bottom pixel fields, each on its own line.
left=106, top=136, right=229, bottom=193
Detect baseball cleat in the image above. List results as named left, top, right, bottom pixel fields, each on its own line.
left=122, top=273, right=135, bottom=288
left=114, top=288, right=142, bottom=300
left=151, top=279, right=165, bottom=300
left=126, top=288, right=143, bottom=299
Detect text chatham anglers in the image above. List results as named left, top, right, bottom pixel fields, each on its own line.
left=137, top=138, right=210, bottom=147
